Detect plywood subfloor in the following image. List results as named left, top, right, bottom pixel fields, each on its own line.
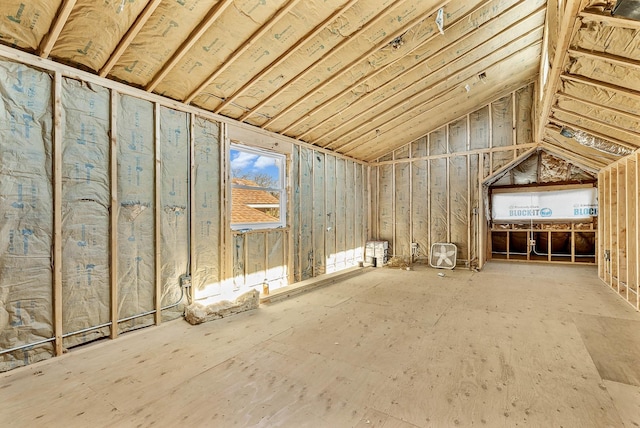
left=2, top=262, right=640, bottom=427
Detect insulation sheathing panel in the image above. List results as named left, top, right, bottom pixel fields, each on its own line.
left=51, top=0, right=149, bottom=72
left=193, top=117, right=221, bottom=296
left=394, top=145, right=409, bottom=161
left=110, top=0, right=215, bottom=87
left=325, top=155, right=337, bottom=272
left=411, top=160, right=429, bottom=258
left=449, top=155, right=469, bottom=261
left=378, top=165, right=393, bottom=248
left=0, top=61, right=53, bottom=371
left=335, top=158, right=347, bottom=270
left=354, top=163, right=365, bottom=262
left=491, top=95, right=514, bottom=172
left=60, top=78, right=110, bottom=348
left=430, top=158, right=448, bottom=244
left=395, top=162, right=411, bottom=256
left=116, top=94, right=155, bottom=333
left=344, top=161, right=356, bottom=267
left=0, top=1, right=60, bottom=50
left=313, top=152, right=325, bottom=275
left=299, top=147, right=313, bottom=280
left=159, top=107, right=188, bottom=317
left=291, top=145, right=300, bottom=282
left=266, top=231, right=285, bottom=289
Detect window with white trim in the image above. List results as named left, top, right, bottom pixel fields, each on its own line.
left=230, top=144, right=286, bottom=230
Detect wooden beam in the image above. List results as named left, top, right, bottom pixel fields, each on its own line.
left=184, top=0, right=302, bottom=104
left=296, top=0, right=537, bottom=140
left=189, top=113, right=196, bottom=303
left=154, top=102, right=162, bottom=325
left=539, top=140, right=605, bottom=171
left=212, top=0, right=360, bottom=115
left=598, top=169, right=604, bottom=279
left=551, top=106, right=640, bottom=145
left=561, top=73, right=640, bottom=102
left=568, top=47, right=640, bottom=72
left=39, top=0, right=77, bottom=58
left=110, top=91, right=119, bottom=339
left=99, top=0, right=163, bottom=77
left=580, top=10, right=640, bottom=30
left=556, top=92, right=640, bottom=124
left=238, top=1, right=400, bottom=122
left=536, top=0, right=584, bottom=148
left=322, top=11, right=545, bottom=149
left=332, top=32, right=543, bottom=156
left=146, top=0, right=234, bottom=93
left=636, top=151, right=640, bottom=309
left=53, top=72, right=63, bottom=356
left=482, top=146, right=539, bottom=185
left=350, top=67, right=539, bottom=162
left=262, top=0, right=457, bottom=130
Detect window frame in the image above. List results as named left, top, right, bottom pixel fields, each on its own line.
left=229, top=143, right=287, bottom=231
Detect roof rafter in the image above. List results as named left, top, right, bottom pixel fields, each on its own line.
left=99, top=0, right=163, bottom=77
left=550, top=106, right=640, bottom=146
left=580, top=10, right=640, bottom=30
left=536, top=0, right=586, bottom=143
left=211, top=0, right=360, bottom=114
left=39, top=0, right=77, bottom=58
left=261, top=0, right=457, bottom=130
left=314, top=4, right=546, bottom=147
left=182, top=0, right=301, bottom=102
left=284, top=0, right=518, bottom=137
left=326, top=28, right=543, bottom=153
left=146, top=0, right=235, bottom=93
left=560, top=73, right=640, bottom=101
left=236, top=0, right=406, bottom=121
left=352, top=72, right=538, bottom=160
left=556, top=92, right=640, bottom=124
left=547, top=116, right=637, bottom=151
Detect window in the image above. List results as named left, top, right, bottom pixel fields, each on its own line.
left=230, top=144, right=286, bottom=230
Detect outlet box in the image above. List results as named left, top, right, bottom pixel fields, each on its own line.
left=529, top=239, right=536, bottom=247
left=411, top=242, right=419, bottom=250
left=180, top=275, right=192, bottom=288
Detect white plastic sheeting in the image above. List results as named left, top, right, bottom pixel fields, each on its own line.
left=0, top=61, right=54, bottom=370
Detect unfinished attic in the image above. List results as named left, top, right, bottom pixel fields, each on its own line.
left=2, top=0, right=640, bottom=426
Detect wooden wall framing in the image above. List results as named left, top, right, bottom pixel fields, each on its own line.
left=599, top=150, right=640, bottom=310
left=370, top=85, right=535, bottom=267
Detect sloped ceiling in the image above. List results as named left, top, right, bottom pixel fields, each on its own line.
left=0, top=0, right=637, bottom=165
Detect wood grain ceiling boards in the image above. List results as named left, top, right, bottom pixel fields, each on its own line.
left=0, top=0, right=638, bottom=165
